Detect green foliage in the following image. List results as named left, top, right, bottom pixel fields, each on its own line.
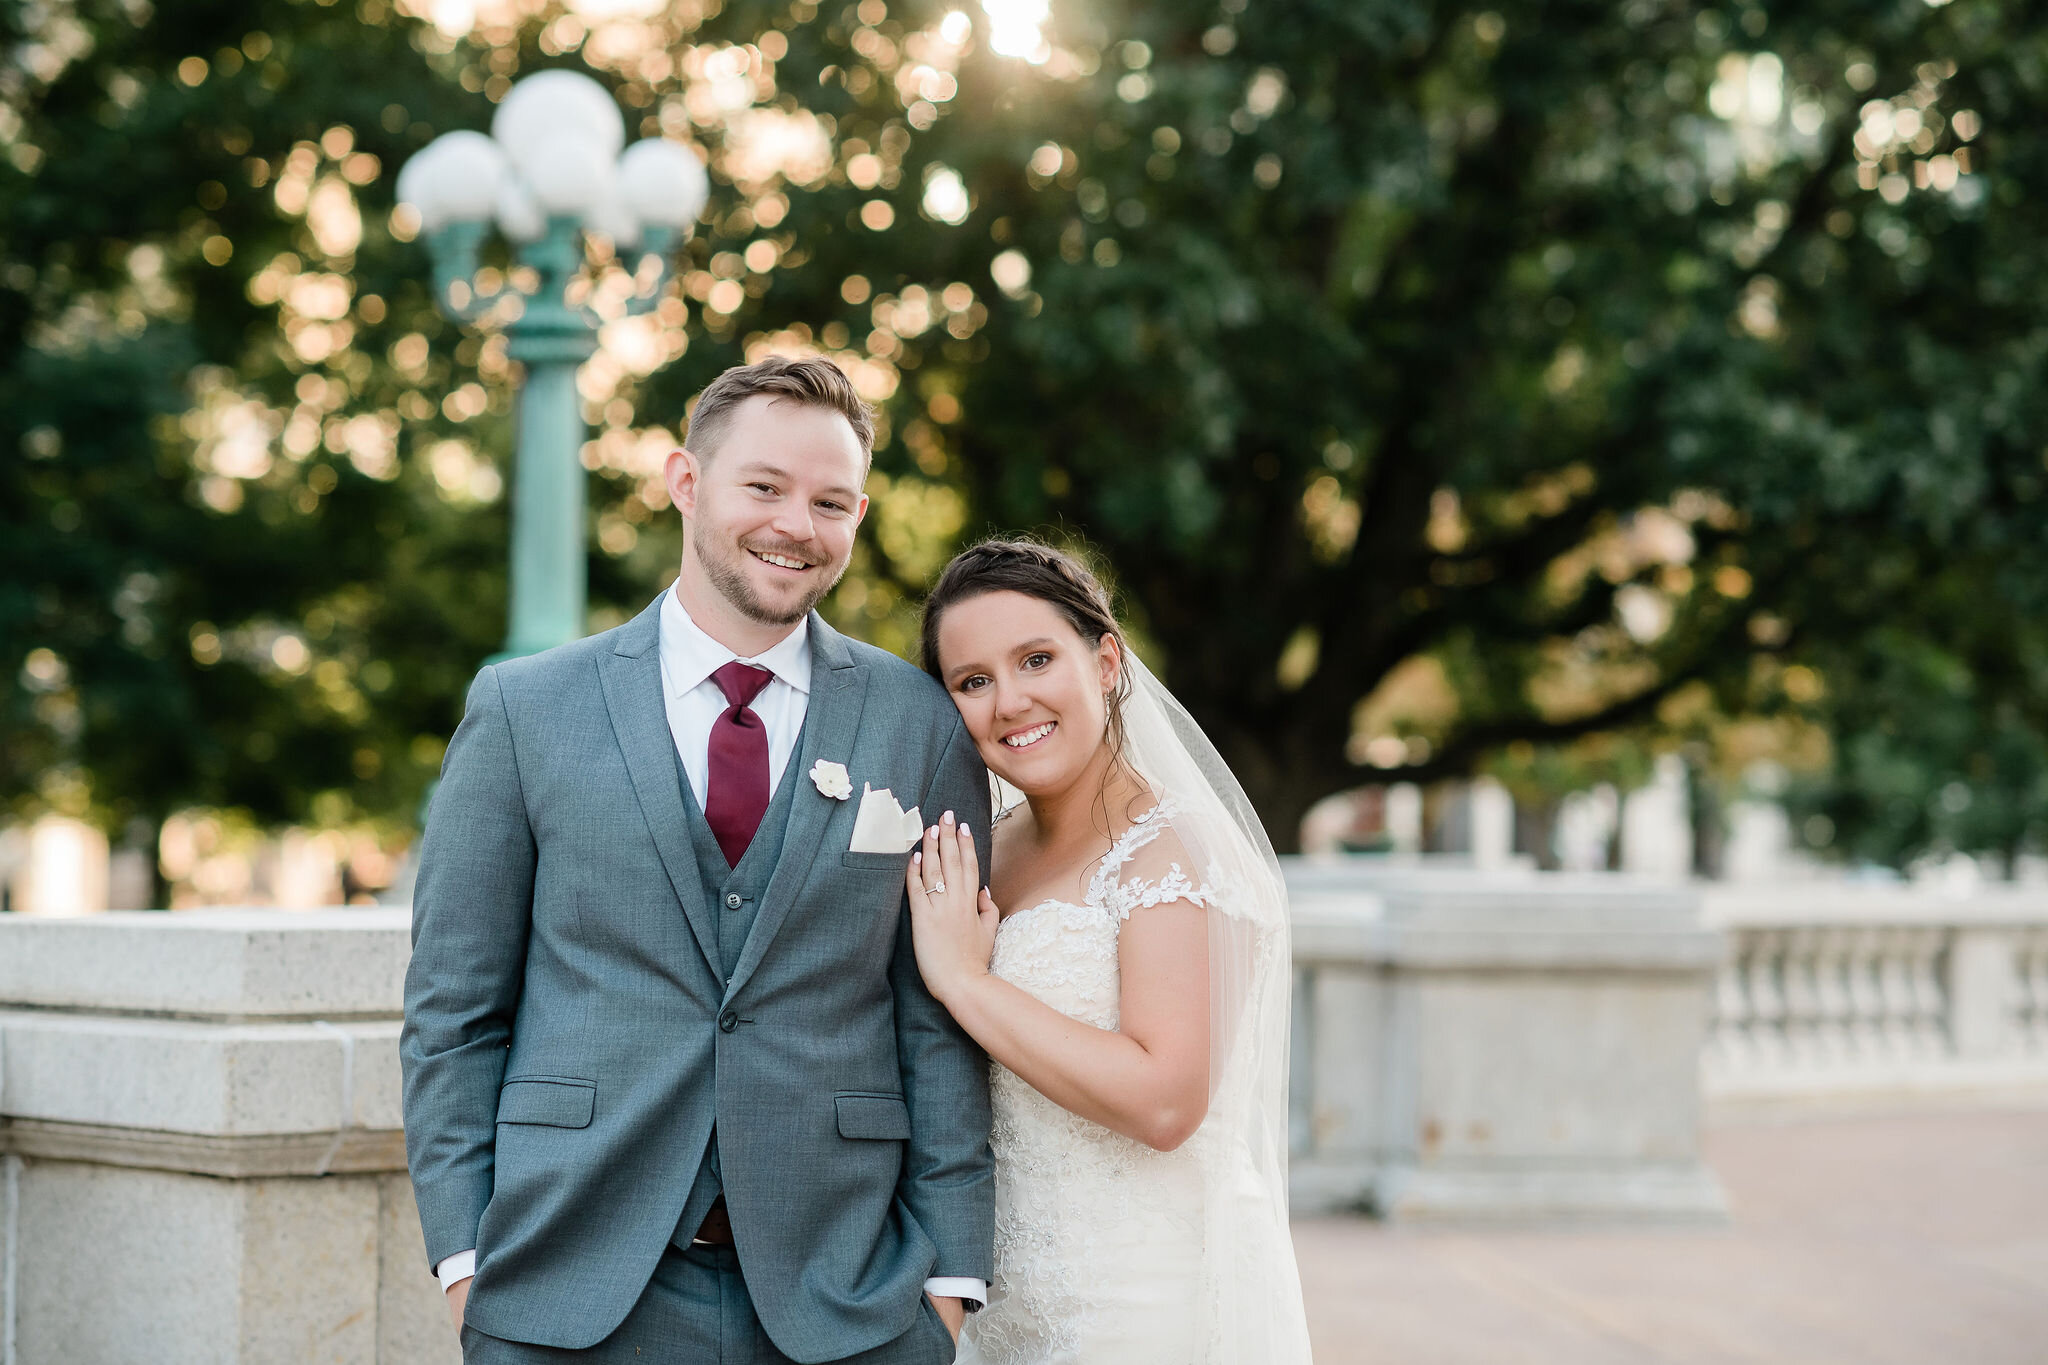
left=9, top=0, right=2048, bottom=860
left=718, top=0, right=2048, bottom=848
left=2, top=1, right=519, bottom=838
left=1786, top=610, right=2048, bottom=873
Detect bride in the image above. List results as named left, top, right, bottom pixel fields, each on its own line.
left=904, top=539, right=1313, bottom=1364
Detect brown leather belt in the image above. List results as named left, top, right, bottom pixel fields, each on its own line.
left=690, top=1196, right=734, bottom=1246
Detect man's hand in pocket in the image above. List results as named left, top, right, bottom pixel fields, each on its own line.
left=928, top=1293, right=965, bottom=1343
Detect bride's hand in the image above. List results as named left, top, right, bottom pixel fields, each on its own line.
left=906, top=810, right=999, bottom=1003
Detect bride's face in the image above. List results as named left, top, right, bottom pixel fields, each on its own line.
left=934, top=589, right=1122, bottom=797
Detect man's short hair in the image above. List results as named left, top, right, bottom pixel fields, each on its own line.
left=684, top=356, right=877, bottom=467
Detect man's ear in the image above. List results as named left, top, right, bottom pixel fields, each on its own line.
left=665, top=447, right=701, bottom=522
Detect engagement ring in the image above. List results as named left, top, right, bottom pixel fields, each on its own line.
left=928, top=880, right=947, bottom=895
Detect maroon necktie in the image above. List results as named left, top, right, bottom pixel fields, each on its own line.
left=705, top=662, right=774, bottom=867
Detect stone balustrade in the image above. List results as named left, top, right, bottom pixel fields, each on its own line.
left=18, top=873, right=2046, bottom=1358
left=1281, top=858, right=1730, bottom=1224
left=1700, top=883, right=2048, bottom=1112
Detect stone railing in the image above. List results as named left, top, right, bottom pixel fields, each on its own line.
left=27, top=875, right=2044, bottom=1356
left=1282, top=859, right=1730, bottom=1224
left=0, top=909, right=456, bottom=1365
left=0, top=876, right=1735, bottom=1364
left=1700, top=884, right=2048, bottom=1112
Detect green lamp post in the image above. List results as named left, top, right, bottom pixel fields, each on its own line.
left=397, top=71, right=708, bottom=660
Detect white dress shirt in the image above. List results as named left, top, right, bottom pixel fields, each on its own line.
left=438, top=588, right=985, bottom=1309
left=658, top=583, right=813, bottom=805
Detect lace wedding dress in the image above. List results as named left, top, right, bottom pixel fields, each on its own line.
left=956, top=793, right=1313, bottom=1365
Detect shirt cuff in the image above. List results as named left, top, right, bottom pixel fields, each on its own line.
left=441, top=1253, right=972, bottom=1305
left=923, top=1276, right=988, bottom=1308
left=435, top=1249, right=477, bottom=1291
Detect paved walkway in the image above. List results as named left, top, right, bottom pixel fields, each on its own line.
left=1295, top=1108, right=2048, bottom=1363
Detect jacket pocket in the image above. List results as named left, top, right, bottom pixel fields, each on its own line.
left=497, top=1077, right=596, bottom=1128
left=834, top=1091, right=912, bottom=1140
left=841, top=850, right=914, bottom=872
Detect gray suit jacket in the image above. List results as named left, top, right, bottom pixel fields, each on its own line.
left=401, top=597, right=994, bottom=1359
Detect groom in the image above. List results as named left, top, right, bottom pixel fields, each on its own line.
left=402, top=356, right=994, bottom=1363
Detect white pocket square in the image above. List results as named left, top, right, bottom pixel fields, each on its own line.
left=848, top=783, right=924, bottom=854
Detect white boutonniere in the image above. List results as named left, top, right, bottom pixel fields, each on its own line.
left=810, top=759, right=853, bottom=800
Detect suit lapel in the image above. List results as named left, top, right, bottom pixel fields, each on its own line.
left=724, top=613, right=869, bottom=1001
left=596, top=594, right=723, bottom=982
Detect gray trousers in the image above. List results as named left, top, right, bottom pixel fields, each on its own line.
left=460, top=1244, right=958, bottom=1365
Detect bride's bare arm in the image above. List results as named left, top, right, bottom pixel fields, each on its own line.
left=907, top=812, right=1210, bottom=1152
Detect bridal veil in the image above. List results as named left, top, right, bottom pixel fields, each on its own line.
left=1119, top=652, right=1314, bottom=1362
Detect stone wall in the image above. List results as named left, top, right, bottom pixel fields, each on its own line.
left=0, top=910, right=455, bottom=1365
left=1284, top=861, right=1730, bottom=1223
left=33, top=869, right=2033, bottom=1356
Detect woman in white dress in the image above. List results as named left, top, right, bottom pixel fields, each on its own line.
left=905, top=540, right=1313, bottom=1365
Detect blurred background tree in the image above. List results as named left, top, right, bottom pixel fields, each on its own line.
left=7, top=0, right=2048, bottom=865
left=1784, top=596, right=2048, bottom=875
left=1, top=0, right=509, bottom=886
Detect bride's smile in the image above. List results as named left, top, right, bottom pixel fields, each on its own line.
left=1000, top=720, right=1055, bottom=749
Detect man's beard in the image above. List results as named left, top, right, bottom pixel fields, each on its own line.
left=695, top=523, right=847, bottom=626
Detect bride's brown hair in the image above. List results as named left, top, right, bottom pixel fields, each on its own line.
left=919, top=538, right=1136, bottom=781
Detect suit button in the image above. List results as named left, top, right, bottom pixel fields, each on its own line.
left=718, top=1009, right=739, bottom=1033
left=725, top=893, right=742, bottom=910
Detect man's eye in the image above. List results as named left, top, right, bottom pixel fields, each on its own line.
left=817, top=501, right=847, bottom=514
left=749, top=483, right=776, bottom=494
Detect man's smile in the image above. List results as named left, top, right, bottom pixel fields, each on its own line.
left=748, top=548, right=814, bottom=572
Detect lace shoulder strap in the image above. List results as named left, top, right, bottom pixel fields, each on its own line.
left=1086, top=798, right=1214, bottom=920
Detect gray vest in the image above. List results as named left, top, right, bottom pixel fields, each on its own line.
left=669, top=735, right=805, bottom=1249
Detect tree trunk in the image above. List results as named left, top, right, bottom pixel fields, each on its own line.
left=1212, top=729, right=1348, bottom=857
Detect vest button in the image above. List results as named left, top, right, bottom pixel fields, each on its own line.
left=718, top=1009, right=739, bottom=1033
left=725, top=892, right=742, bottom=910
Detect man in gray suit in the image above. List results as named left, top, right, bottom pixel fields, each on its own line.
left=402, top=356, right=993, bottom=1363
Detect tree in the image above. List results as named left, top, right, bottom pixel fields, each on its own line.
left=11, top=0, right=2048, bottom=862
left=2, top=1, right=538, bottom=865
left=804, top=0, right=2048, bottom=849
left=1783, top=592, right=2048, bottom=875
